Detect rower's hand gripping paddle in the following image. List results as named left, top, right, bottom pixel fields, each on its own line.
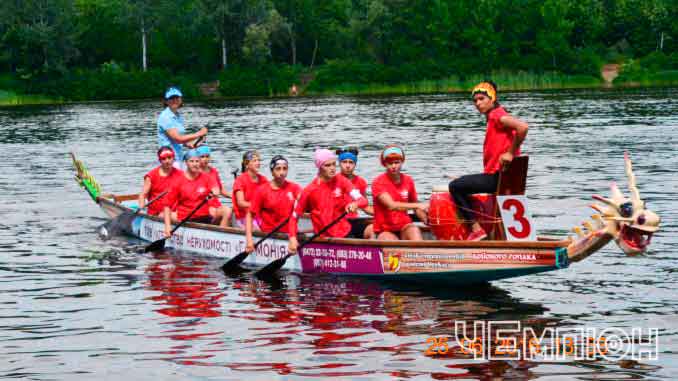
left=221, top=215, right=291, bottom=273
left=255, top=210, right=349, bottom=278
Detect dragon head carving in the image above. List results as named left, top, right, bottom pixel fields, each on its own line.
left=590, top=152, right=660, bottom=255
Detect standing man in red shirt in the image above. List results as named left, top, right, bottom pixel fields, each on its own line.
left=372, top=145, right=428, bottom=240
left=162, top=149, right=230, bottom=237
left=244, top=155, right=302, bottom=253
left=448, top=81, right=528, bottom=241
left=138, top=146, right=184, bottom=216
left=287, top=149, right=368, bottom=254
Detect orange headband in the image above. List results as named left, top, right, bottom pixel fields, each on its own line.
left=471, top=82, right=496, bottom=103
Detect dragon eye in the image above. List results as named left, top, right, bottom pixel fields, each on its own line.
left=620, top=202, right=633, bottom=218
left=637, top=215, right=646, bottom=225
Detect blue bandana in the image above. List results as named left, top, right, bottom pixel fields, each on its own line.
left=183, top=149, right=200, bottom=160
left=383, top=146, right=403, bottom=159
left=196, top=145, right=210, bottom=156
left=338, top=152, right=358, bottom=164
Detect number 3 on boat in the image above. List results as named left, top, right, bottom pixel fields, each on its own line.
left=497, top=195, right=536, bottom=241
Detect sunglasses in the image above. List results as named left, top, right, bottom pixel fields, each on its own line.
left=334, top=146, right=359, bottom=155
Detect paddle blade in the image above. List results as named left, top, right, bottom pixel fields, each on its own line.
left=144, top=238, right=166, bottom=253
left=255, top=254, right=290, bottom=278
left=221, top=251, right=249, bottom=273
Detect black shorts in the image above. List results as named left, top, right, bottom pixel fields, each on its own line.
left=346, top=218, right=371, bottom=239
left=189, top=215, right=213, bottom=224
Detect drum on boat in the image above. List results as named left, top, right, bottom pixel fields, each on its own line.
left=428, top=185, right=467, bottom=240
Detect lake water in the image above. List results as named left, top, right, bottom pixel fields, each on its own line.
left=1, top=88, right=676, bottom=380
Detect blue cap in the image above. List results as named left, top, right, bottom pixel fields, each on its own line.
left=164, top=87, right=183, bottom=100
left=183, top=149, right=200, bottom=160
left=196, top=145, right=211, bottom=156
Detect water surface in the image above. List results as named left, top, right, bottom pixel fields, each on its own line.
left=0, top=88, right=676, bottom=380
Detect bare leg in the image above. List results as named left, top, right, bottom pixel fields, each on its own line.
left=221, top=206, right=232, bottom=227
left=377, top=231, right=399, bottom=240
left=400, top=224, right=423, bottom=241
left=470, top=222, right=483, bottom=233
left=363, top=224, right=375, bottom=239
left=170, top=211, right=178, bottom=223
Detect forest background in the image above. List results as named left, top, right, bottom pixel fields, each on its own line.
left=1, top=0, right=677, bottom=104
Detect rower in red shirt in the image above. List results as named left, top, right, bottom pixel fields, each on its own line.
left=138, top=146, right=184, bottom=215
left=336, top=147, right=374, bottom=239
left=232, top=150, right=269, bottom=229
left=448, top=80, right=528, bottom=241
left=162, top=149, right=230, bottom=237
left=197, top=145, right=232, bottom=226
left=288, top=149, right=368, bottom=254
left=372, top=145, right=428, bottom=240
left=245, top=155, right=302, bottom=253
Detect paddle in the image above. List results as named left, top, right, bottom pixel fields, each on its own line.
left=99, top=191, right=168, bottom=239
left=255, top=210, right=349, bottom=278
left=221, top=215, right=291, bottom=273
left=144, top=194, right=212, bottom=252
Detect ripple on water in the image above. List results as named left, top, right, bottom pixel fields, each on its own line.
left=0, top=88, right=677, bottom=379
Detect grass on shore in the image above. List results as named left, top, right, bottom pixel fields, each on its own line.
left=306, top=71, right=603, bottom=96
left=0, top=90, right=60, bottom=106
left=614, top=70, right=678, bottom=87
left=4, top=69, right=677, bottom=104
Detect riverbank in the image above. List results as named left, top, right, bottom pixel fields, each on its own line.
left=0, top=90, right=61, bottom=106
left=304, top=71, right=603, bottom=96
left=2, top=69, right=677, bottom=107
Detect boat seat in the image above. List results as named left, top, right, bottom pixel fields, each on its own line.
left=112, top=193, right=139, bottom=203
left=491, top=155, right=529, bottom=239
left=496, top=155, right=529, bottom=196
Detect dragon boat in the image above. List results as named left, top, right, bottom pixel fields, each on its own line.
left=70, top=152, right=659, bottom=285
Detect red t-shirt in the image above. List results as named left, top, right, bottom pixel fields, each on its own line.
left=289, top=175, right=368, bottom=238
left=167, top=172, right=218, bottom=220
left=340, top=174, right=368, bottom=218
left=483, top=106, right=520, bottom=174
left=232, top=172, right=269, bottom=219
left=144, top=166, right=184, bottom=215
left=372, top=173, right=418, bottom=233
left=250, top=180, right=302, bottom=234
left=206, top=166, right=223, bottom=190
left=205, top=166, right=223, bottom=208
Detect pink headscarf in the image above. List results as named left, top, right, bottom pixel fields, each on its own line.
left=314, top=148, right=336, bottom=169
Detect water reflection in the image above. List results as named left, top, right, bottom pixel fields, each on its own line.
left=140, top=252, right=559, bottom=378
left=145, top=253, right=225, bottom=318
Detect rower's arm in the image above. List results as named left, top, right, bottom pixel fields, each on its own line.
left=362, top=205, right=374, bottom=215
left=376, top=193, right=426, bottom=212
left=235, top=190, right=250, bottom=210
left=245, top=211, right=255, bottom=252
left=500, top=115, right=528, bottom=154
left=165, top=127, right=207, bottom=145
left=163, top=206, right=172, bottom=238
left=138, top=177, right=152, bottom=209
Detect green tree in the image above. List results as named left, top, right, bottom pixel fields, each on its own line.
left=537, top=0, right=574, bottom=68
left=0, top=0, right=80, bottom=75
left=117, top=0, right=166, bottom=71
left=197, top=0, right=242, bottom=69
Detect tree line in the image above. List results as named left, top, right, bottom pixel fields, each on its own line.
left=0, top=0, right=676, bottom=88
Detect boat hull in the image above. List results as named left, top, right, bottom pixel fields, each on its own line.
left=100, top=198, right=569, bottom=285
